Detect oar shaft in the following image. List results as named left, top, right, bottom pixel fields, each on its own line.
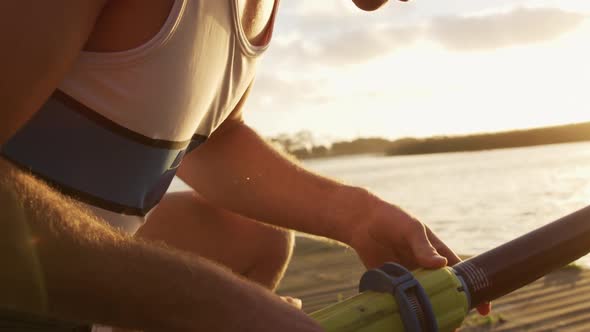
left=453, top=205, right=590, bottom=308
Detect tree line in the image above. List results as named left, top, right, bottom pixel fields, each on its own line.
left=268, top=122, right=590, bottom=159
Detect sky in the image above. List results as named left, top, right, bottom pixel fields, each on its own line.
left=243, top=0, right=590, bottom=142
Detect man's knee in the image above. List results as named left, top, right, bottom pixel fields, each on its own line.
left=248, top=227, right=294, bottom=290
left=261, top=227, right=294, bottom=266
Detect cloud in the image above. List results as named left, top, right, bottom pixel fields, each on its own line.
left=250, top=73, right=331, bottom=109
left=430, top=7, right=587, bottom=51
left=253, top=5, right=588, bottom=116
left=266, top=24, right=422, bottom=69
left=313, top=25, right=422, bottom=65
left=267, top=7, right=586, bottom=69
left=291, top=0, right=352, bottom=16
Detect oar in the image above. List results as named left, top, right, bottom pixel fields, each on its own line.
left=311, top=205, right=590, bottom=332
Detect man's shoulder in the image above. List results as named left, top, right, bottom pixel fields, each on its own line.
left=84, top=0, right=175, bottom=53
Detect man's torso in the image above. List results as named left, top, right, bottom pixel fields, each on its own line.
left=1, top=0, right=278, bottom=233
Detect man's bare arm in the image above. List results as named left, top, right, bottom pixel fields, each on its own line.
left=177, top=116, right=468, bottom=274
left=1, top=159, right=204, bottom=328
left=0, top=159, right=322, bottom=331
left=0, top=1, right=108, bottom=143
left=177, top=118, right=367, bottom=243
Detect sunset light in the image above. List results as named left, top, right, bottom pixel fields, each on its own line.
left=245, top=1, right=590, bottom=141
left=5, top=1, right=590, bottom=331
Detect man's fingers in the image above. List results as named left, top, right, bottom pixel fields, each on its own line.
left=281, top=296, right=303, bottom=310
left=355, top=232, right=402, bottom=269
left=406, top=221, right=447, bottom=268
left=425, top=227, right=462, bottom=266
left=368, top=217, right=446, bottom=268
left=425, top=227, right=493, bottom=316
left=477, top=302, right=492, bottom=316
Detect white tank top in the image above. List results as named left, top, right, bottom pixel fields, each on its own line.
left=53, top=0, right=277, bottom=233
left=60, top=0, right=276, bottom=141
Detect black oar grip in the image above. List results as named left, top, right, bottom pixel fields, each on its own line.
left=453, top=205, right=590, bottom=308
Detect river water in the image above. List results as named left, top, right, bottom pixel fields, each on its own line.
left=172, top=141, right=590, bottom=265
left=305, top=141, right=590, bottom=265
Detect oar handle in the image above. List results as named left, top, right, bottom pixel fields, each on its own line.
left=453, top=205, right=590, bottom=308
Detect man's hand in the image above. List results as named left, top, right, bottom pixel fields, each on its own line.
left=343, top=195, right=491, bottom=315
left=345, top=198, right=450, bottom=270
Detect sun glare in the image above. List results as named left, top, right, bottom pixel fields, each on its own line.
left=303, top=18, right=590, bottom=139
left=247, top=2, right=590, bottom=140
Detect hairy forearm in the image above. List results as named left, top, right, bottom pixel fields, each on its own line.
left=0, top=158, right=265, bottom=330
left=178, top=122, right=374, bottom=242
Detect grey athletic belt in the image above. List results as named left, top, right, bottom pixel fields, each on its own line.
left=1, top=90, right=206, bottom=216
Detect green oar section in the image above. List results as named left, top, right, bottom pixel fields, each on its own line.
left=311, top=267, right=469, bottom=332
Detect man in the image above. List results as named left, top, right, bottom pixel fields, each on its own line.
left=0, top=0, right=488, bottom=331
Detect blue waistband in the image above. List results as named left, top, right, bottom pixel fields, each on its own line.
left=1, top=91, right=206, bottom=216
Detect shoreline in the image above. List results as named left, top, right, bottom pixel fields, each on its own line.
left=273, top=122, right=590, bottom=160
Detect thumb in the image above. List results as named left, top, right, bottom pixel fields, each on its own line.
left=281, top=296, right=303, bottom=310
left=407, top=223, right=447, bottom=268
